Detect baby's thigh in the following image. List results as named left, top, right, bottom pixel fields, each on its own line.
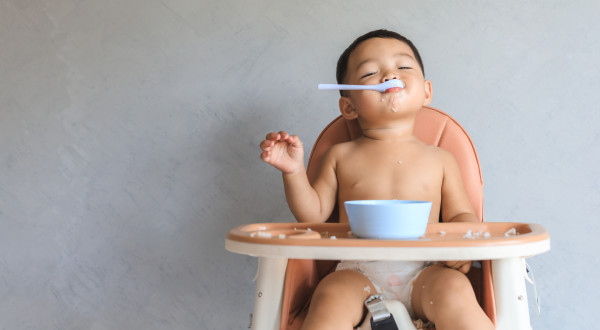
left=314, top=269, right=376, bottom=301
left=410, top=264, right=474, bottom=320
left=305, top=270, right=376, bottom=328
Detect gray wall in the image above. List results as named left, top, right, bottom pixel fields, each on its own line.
left=1, top=0, right=598, bottom=329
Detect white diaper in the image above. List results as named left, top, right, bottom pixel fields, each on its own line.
left=336, top=260, right=430, bottom=318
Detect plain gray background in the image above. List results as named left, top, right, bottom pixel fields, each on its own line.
left=1, top=0, right=598, bottom=329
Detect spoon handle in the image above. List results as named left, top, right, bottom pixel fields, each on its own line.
left=318, top=84, right=379, bottom=91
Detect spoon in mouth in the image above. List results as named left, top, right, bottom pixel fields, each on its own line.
left=318, top=79, right=405, bottom=93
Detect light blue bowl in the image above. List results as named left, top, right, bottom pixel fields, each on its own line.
left=344, top=200, right=432, bottom=239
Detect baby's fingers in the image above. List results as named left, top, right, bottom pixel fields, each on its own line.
left=259, top=139, right=275, bottom=151
left=260, top=131, right=285, bottom=151
left=263, top=131, right=302, bottom=148
left=265, top=131, right=282, bottom=141
left=260, top=149, right=272, bottom=162
left=280, top=132, right=302, bottom=148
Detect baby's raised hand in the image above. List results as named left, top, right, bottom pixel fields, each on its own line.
left=260, top=131, right=305, bottom=174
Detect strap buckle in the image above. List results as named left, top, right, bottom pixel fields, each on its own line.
left=365, top=294, right=392, bottom=322
left=365, top=294, right=398, bottom=329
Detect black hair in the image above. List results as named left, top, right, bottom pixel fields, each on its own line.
left=336, top=29, right=425, bottom=89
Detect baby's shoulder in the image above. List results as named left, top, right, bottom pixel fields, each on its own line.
left=329, top=140, right=359, bottom=153
left=322, top=140, right=359, bottom=161
left=414, top=142, right=454, bottom=162
left=421, top=143, right=459, bottom=168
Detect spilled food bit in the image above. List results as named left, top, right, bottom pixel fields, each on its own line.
left=504, top=227, right=518, bottom=237
left=463, top=230, right=491, bottom=239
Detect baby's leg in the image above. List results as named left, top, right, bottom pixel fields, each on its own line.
left=411, top=264, right=494, bottom=330
left=301, top=270, right=376, bottom=330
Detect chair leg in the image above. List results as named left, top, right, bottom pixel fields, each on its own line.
left=251, top=257, right=288, bottom=330
left=491, top=258, right=531, bottom=330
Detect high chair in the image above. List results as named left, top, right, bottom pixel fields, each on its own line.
left=226, top=106, right=550, bottom=330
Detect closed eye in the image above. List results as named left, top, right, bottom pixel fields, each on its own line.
left=361, top=72, right=376, bottom=78
left=398, top=66, right=412, bottom=70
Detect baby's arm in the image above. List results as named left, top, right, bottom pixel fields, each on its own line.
left=440, top=149, right=479, bottom=223
left=260, top=131, right=338, bottom=223
left=439, top=149, right=478, bottom=273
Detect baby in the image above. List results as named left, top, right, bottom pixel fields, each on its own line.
left=260, top=29, right=494, bottom=330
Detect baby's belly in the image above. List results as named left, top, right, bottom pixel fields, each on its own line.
left=338, top=183, right=441, bottom=223
left=341, top=179, right=437, bottom=202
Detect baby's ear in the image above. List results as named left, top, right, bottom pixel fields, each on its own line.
left=339, top=96, right=358, bottom=120
left=423, top=80, right=433, bottom=106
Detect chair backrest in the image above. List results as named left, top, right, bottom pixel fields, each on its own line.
left=281, top=106, right=494, bottom=329
left=306, top=105, right=484, bottom=222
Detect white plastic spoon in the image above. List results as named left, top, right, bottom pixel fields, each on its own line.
left=318, top=79, right=405, bottom=92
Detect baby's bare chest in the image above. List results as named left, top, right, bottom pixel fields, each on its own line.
left=336, top=149, right=443, bottom=200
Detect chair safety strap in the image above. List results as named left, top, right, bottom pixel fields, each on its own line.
left=365, top=294, right=398, bottom=330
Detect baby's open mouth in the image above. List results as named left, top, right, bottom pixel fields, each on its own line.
left=384, top=87, right=403, bottom=93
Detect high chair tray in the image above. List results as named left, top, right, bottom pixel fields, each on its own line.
left=226, top=222, right=550, bottom=261
left=226, top=222, right=550, bottom=330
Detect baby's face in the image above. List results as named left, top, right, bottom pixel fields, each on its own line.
left=342, top=38, right=432, bottom=122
